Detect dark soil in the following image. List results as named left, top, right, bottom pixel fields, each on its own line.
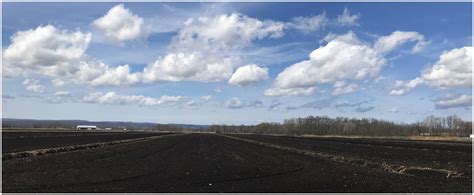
left=2, top=133, right=472, bottom=192
left=2, top=131, right=173, bottom=153
left=230, top=134, right=472, bottom=180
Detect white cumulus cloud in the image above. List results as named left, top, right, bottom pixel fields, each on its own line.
left=421, top=47, right=472, bottom=89
left=3, top=25, right=91, bottom=77
left=142, top=52, right=234, bottom=82
left=336, top=8, right=360, bottom=26
left=22, top=79, right=45, bottom=93
left=287, top=13, right=328, bottom=32
left=389, top=47, right=472, bottom=96
left=83, top=92, right=184, bottom=107
left=75, top=61, right=141, bottom=86
left=228, top=64, right=269, bottom=86
left=389, top=78, right=424, bottom=96
left=143, top=13, right=284, bottom=83
left=2, top=24, right=143, bottom=88
left=266, top=30, right=430, bottom=97
left=172, top=13, right=284, bottom=51
left=332, top=81, right=359, bottom=96
left=374, top=31, right=429, bottom=54
left=266, top=31, right=385, bottom=96
left=92, top=4, right=149, bottom=43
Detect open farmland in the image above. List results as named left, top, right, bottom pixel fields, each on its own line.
left=2, top=132, right=472, bottom=192
left=2, top=131, right=174, bottom=153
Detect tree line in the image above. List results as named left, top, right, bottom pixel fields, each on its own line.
left=207, top=115, right=472, bottom=137
left=4, top=115, right=471, bottom=137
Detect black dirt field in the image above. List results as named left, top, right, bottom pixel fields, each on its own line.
left=2, top=131, right=173, bottom=153
left=2, top=133, right=472, bottom=192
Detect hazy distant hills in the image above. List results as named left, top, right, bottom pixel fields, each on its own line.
left=2, top=118, right=209, bottom=130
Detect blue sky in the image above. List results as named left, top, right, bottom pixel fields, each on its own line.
left=2, top=2, right=472, bottom=125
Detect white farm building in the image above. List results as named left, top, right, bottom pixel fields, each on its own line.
left=76, top=125, right=98, bottom=130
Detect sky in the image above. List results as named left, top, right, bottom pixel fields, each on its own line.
left=2, top=2, right=472, bottom=125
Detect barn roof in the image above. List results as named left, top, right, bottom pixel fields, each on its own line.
left=76, top=125, right=97, bottom=128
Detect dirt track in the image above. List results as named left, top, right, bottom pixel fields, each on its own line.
left=2, top=133, right=472, bottom=192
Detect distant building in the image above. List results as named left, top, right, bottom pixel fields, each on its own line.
left=76, top=125, right=98, bottom=130
left=105, top=128, right=112, bottom=130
